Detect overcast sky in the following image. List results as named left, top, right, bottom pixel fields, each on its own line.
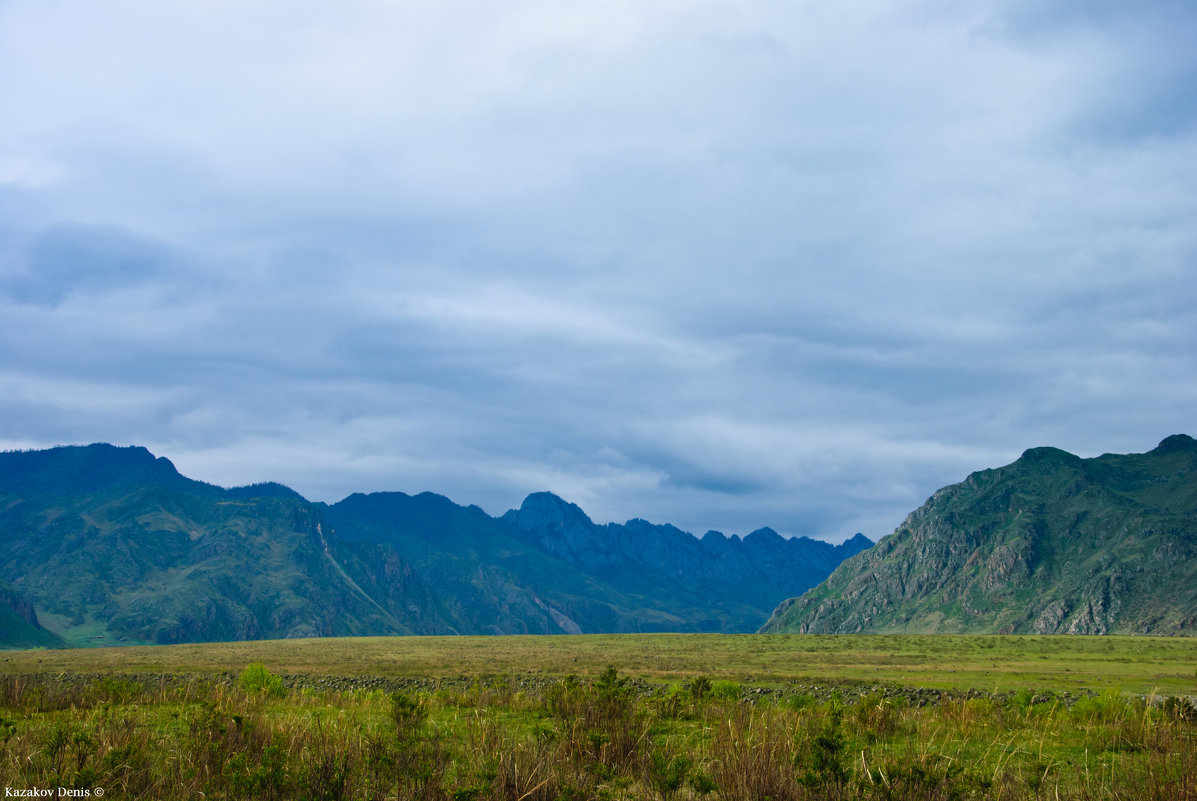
left=1, top=0, right=1194, bottom=543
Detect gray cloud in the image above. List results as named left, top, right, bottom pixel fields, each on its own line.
left=1, top=0, right=1193, bottom=543
left=2, top=224, right=174, bottom=305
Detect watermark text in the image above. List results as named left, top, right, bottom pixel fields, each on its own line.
left=4, top=789, right=103, bottom=798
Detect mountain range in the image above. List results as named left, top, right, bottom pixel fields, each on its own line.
left=6, top=435, right=1192, bottom=649
left=761, top=434, right=1197, bottom=635
left=0, top=444, right=870, bottom=647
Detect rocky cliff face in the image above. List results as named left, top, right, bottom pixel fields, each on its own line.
left=761, top=435, right=1197, bottom=635
left=1, top=581, right=39, bottom=627
left=0, top=580, right=66, bottom=649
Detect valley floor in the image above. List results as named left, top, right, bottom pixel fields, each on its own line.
left=0, top=658, right=1195, bottom=800
left=4, top=633, right=1196, bottom=695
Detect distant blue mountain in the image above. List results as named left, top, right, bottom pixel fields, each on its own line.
left=0, top=443, right=870, bottom=647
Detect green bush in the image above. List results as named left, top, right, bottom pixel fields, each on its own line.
left=796, top=694, right=848, bottom=789
left=689, top=770, right=717, bottom=795
left=645, top=747, right=693, bottom=800
left=710, top=680, right=740, bottom=702
left=389, top=690, right=428, bottom=744
left=237, top=663, right=286, bottom=697
left=596, top=665, right=631, bottom=700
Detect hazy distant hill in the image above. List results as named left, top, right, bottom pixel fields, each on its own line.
left=0, top=444, right=868, bottom=647
left=761, top=435, right=1197, bottom=635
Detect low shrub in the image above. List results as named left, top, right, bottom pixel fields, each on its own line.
left=710, top=680, right=740, bottom=702
left=237, top=663, right=286, bottom=698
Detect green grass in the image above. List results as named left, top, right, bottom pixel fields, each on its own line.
left=2, top=634, right=1194, bottom=798
left=0, top=661, right=1193, bottom=800
left=30, top=610, right=137, bottom=648
left=3, top=633, right=1195, bottom=695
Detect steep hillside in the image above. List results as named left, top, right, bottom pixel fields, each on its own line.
left=761, top=435, right=1197, bottom=635
left=0, top=473, right=413, bottom=645
left=324, top=491, right=677, bottom=635
left=0, top=580, right=66, bottom=649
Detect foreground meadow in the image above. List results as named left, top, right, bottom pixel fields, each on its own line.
left=1, top=634, right=1194, bottom=799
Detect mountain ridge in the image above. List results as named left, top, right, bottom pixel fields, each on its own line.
left=761, top=434, right=1197, bottom=636
left=0, top=443, right=869, bottom=647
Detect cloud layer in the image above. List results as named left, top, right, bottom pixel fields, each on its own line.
left=2, top=0, right=1194, bottom=541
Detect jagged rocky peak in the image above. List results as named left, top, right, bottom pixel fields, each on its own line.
left=744, top=527, right=785, bottom=546
left=839, top=532, right=873, bottom=551
left=505, top=491, right=595, bottom=532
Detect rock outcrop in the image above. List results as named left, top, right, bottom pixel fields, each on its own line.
left=762, top=435, right=1197, bottom=635
left=0, top=580, right=66, bottom=649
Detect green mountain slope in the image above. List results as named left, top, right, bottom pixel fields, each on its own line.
left=761, top=435, right=1197, bottom=635
left=0, top=479, right=415, bottom=646
left=0, top=580, right=66, bottom=649
left=0, top=444, right=869, bottom=645
left=326, top=491, right=655, bottom=635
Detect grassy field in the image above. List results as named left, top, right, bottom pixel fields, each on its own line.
left=2, top=635, right=1195, bottom=799
left=4, top=633, right=1196, bottom=695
